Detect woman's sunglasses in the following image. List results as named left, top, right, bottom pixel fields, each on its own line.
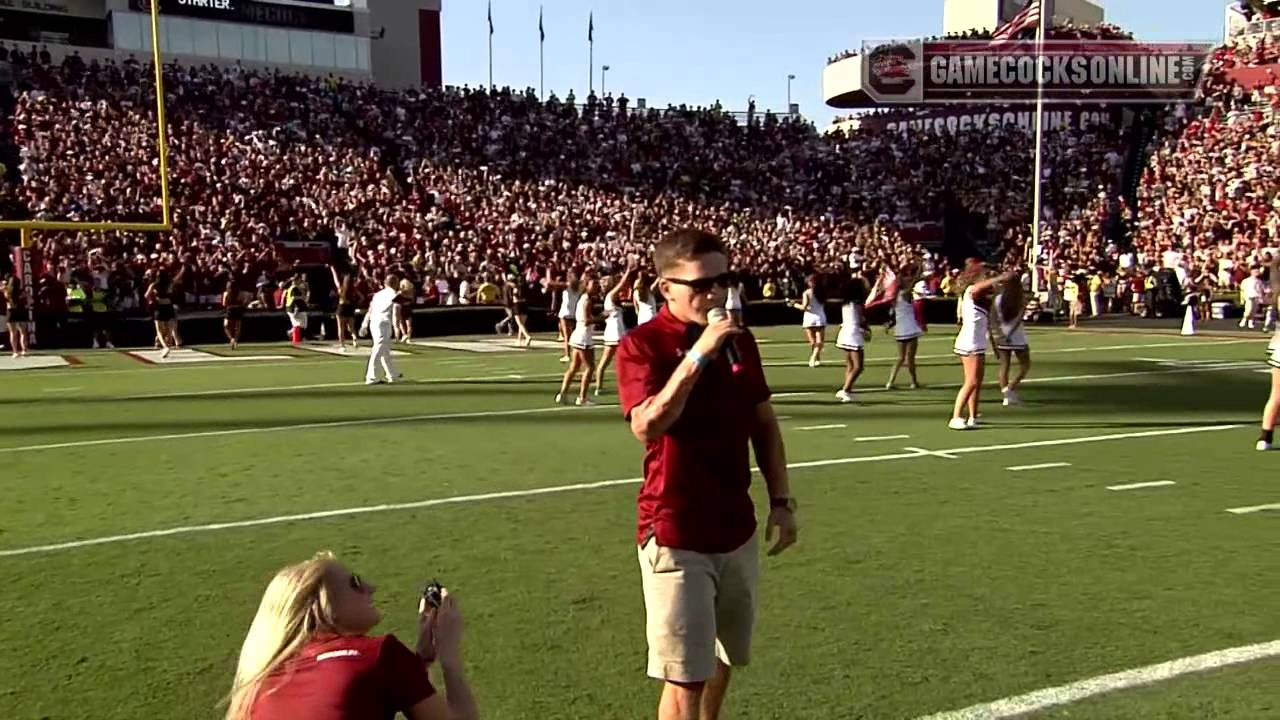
left=349, top=573, right=370, bottom=593
left=663, top=273, right=735, bottom=294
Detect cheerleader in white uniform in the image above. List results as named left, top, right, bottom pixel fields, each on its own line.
left=993, top=273, right=1032, bottom=406
left=594, top=269, right=636, bottom=396
left=950, top=269, right=1016, bottom=430
left=1257, top=257, right=1280, bottom=450
left=792, top=274, right=827, bottom=367
left=879, top=265, right=924, bottom=389
left=556, top=277, right=600, bottom=406
left=551, top=272, right=582, bottom=363
left=633, top=273, right=659, bottom=325
left=726, top=277, right=746, bottom=327
left=835, top=274, right=872, bottom=403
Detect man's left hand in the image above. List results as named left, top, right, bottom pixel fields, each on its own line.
left=766, top=506, right=798, bottom=556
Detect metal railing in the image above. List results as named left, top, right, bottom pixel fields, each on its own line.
left=560, top=102, right=804, bottom=126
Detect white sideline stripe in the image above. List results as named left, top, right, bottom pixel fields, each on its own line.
left=0, top=424, right=1235, bottom=558
left=0, top=403, right=617, bottom=456
left=1008, top=462, right=1072, bottom=472
left=119, top=361, right=1253, bottom=404
left=855, top=434, right=910, bottom=442
left=905, top=446, right=959, bottom=460
left=914, top=639, right=1280, bottom=720
left=15, top=337, right=1259, bottom=395
left=42, top=386, right=83, bottom=393
left=119, top=373, right=545, bottom=400
left=13, top=337, right=1253, bottom=380
left=7, top=351, right=431, bottom=379
left=1107, top=480, right=1176, bottom=491
left=1225, top=503, right=1280, bottom=515
left=795, top=424, right=847, bottom=431
left=763, top=338, right=1257, bottom=368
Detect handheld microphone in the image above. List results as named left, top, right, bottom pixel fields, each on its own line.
left=706, top=307, right=743, bottom=374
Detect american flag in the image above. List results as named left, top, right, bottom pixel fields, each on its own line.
left=990, top=0, right=1047, bottom=44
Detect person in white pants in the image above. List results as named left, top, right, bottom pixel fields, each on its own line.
left=1240, top=269, right=1263, bottom=329
left=361, top=274, right=403, bottom=385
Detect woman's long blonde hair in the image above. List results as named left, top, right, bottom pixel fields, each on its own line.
left=224, top=552, right=341, bottom=720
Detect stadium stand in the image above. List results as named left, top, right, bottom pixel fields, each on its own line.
left=0, top=17, right=1275, bottom=335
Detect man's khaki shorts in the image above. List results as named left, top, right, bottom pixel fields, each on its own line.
left=637, top=533, right=759, bottom=684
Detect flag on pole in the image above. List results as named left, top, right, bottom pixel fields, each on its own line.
left=539, top=6, right=545, bottom=42
left=488, top=0, right=494, bottom=35
left=588, top=11, right=593, bottom=42
left=990, top=0, right=1042, bottom=44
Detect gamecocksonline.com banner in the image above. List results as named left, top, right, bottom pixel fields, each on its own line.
left=862, top=40, right=1215, bottom=105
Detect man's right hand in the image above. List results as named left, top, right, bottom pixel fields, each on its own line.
left=692, top=313, right=742, bottom=359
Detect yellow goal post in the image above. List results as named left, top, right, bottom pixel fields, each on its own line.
left=4, top=1, right=172, bottom=249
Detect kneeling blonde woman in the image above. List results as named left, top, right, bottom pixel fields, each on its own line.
left=224, top=552, right=478, bottom=720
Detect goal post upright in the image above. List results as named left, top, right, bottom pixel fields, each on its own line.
left=0, top=0, right=172, bottom=236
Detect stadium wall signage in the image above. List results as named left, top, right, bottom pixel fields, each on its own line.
left=864, top=107, right=1122, bottom=134
left=128, top=0, right=354, bottom=33
left=863, top=40, right=1214, bottom=105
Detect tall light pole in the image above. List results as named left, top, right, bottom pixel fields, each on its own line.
left=786, top=73, right=796, bottom=114
left=602, top=65, right=611, bottom=95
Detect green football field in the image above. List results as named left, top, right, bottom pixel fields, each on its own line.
left=1, top=326, right=1277, bottom=719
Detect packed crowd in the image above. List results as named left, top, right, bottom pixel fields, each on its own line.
left=995, top=39, right=1280, bottom=315
left=0, top=52, right=982, bottom=315
left=0, top=16, right=1273, bottom=328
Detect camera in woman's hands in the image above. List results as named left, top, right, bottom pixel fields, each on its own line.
left=421, top=579, right=444, bottom=610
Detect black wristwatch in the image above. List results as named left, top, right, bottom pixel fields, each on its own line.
left=770, top=497, right=797, bottom=512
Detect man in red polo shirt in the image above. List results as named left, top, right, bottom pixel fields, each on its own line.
left=616, top=228, right=798, bottom=720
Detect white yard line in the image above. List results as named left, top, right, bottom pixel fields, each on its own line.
left=0, top=403, right=617, bottom=456
left=41, top=386, right=83, bottom=393
left=1008, top=462, right=1072, bottom=472
left=794, top=424, right=847, bottom=431
left=1107, top=480, right=1176, bottom=491
left=0, top=424, right=1237, bottom=558
left=855, top=434, right=911, bottom=442
left=9, top=337, right=1259, bottom=399
left=1225, top=503, right=1280, bottom=515
left=772, top=392, right=816, bottom=399
left=914, top=639, right=1280, bottom=720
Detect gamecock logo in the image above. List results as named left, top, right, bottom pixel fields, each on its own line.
left=867, top=43, right=918, bottom=97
